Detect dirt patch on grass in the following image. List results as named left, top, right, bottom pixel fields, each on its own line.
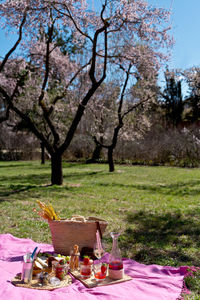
left=68, top=183, right=82, bottom=187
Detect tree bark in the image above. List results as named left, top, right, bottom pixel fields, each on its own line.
left=88, top=136, right=103, bottom=163
left=92, top=143, right=102, bottom=161
left=41, top=142, right=45, bottom=164
left=51, top=153, right=63, bottom=185
left=108, top=147, right=114, bottom=172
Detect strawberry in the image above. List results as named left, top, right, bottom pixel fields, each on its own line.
left=101, top=263, right=107, bottom=274
left=59, top=259, right=65, bottom=265
left=83, top=256, right=90, bottom=265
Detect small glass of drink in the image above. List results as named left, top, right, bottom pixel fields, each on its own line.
left=93, top=262, right=108, bottom=282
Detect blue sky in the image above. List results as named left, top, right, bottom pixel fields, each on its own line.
left=0, top=0, right=200, bottom=72
left=149, top=0, right=200, bottom=70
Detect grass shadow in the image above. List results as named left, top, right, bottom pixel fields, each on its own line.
left=0, top=163, right=36, bottom=169
left=120, top=210, right=200, bottom=266
left=99, top=180, right=200, bottom=197
left=0, top=184, right=37, bottom=199
left=0, top=169, right=107, bottom=200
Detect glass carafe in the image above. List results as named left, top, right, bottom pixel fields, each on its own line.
left=108, top=232, right=124, bottom=280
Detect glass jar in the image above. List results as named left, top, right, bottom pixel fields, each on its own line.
left=55, top=263, right=68, bottom=280
left=80, top=261, right=93, bottom=279
left=108, top=232, right=124, bottom=280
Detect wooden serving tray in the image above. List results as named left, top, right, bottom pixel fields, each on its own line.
left=11, top=273, right=72, bottom=290
left=70, top=270, right=132, bottom=288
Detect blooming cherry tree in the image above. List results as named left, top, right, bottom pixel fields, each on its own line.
left=0, top=0, right=172, bottom=184
left=89, top=60, right=157, bottom=171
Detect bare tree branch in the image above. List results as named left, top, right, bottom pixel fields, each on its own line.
left=122, top=95, right=151, bottom=118
left=52, top=2, right=93, bottom=43
left=0, top=84, right=53, bottom=154
left=118, top=64, right=132, bottom=123
left=48, top=59, right=91, bottom=114
left=37, top=21, right=60, bottom=148
left=0, top=9, right=27, bottom=73
left=89, top=25, right=109, bottom=84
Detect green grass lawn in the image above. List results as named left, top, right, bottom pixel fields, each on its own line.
left=1, top=160, right=200, bottom=298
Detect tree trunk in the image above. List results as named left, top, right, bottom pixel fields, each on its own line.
left=93, top=145, right=101, bottom=161
left=41, top=142, right=45, bottom=165
left=108, top=147, right=114, bottom=172
left=51, top=153, right=63, bottom=185
left=92, top=143, right=102, bottom=161
left=87, top=143, right=102, bottom=164
left=87, top=136, right=103, bottom=164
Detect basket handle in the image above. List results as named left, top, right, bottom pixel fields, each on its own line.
left=96, top=221, right=103, bottom=239
left=71, top=215, right=86, bottom=222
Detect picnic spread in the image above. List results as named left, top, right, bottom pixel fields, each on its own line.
left=0, top=202, right=188, bottom=300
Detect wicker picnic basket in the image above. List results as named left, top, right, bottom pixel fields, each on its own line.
left=48, top=216, right=108, bottom=255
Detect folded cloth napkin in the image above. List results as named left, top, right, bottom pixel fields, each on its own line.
left=0, top=234, right=186, bottom=300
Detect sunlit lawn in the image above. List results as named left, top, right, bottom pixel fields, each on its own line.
left=1, top=161, right=200, bottom=298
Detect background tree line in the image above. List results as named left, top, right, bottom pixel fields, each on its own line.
left=1, top=66, right=200, bottom=170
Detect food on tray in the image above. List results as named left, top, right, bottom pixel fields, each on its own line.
left=33, top=257, right=50, bottom=275
left=32, top=252, right=69, bottom=276
left=57, top=254, right=70, bottom=263
left=38, top=272, right=49, bottom=286
left=47, top=256, right=58, bottom=268
left=69, top=244, right=80, bottom=270
left=34, top=260, right=44, bottom=270
left=37, top=252, right=52, bottom=258
left=36, top=257, right=48, bottom=268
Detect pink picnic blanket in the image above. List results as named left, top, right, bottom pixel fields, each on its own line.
left=0, top=234, right=186, bottom=300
